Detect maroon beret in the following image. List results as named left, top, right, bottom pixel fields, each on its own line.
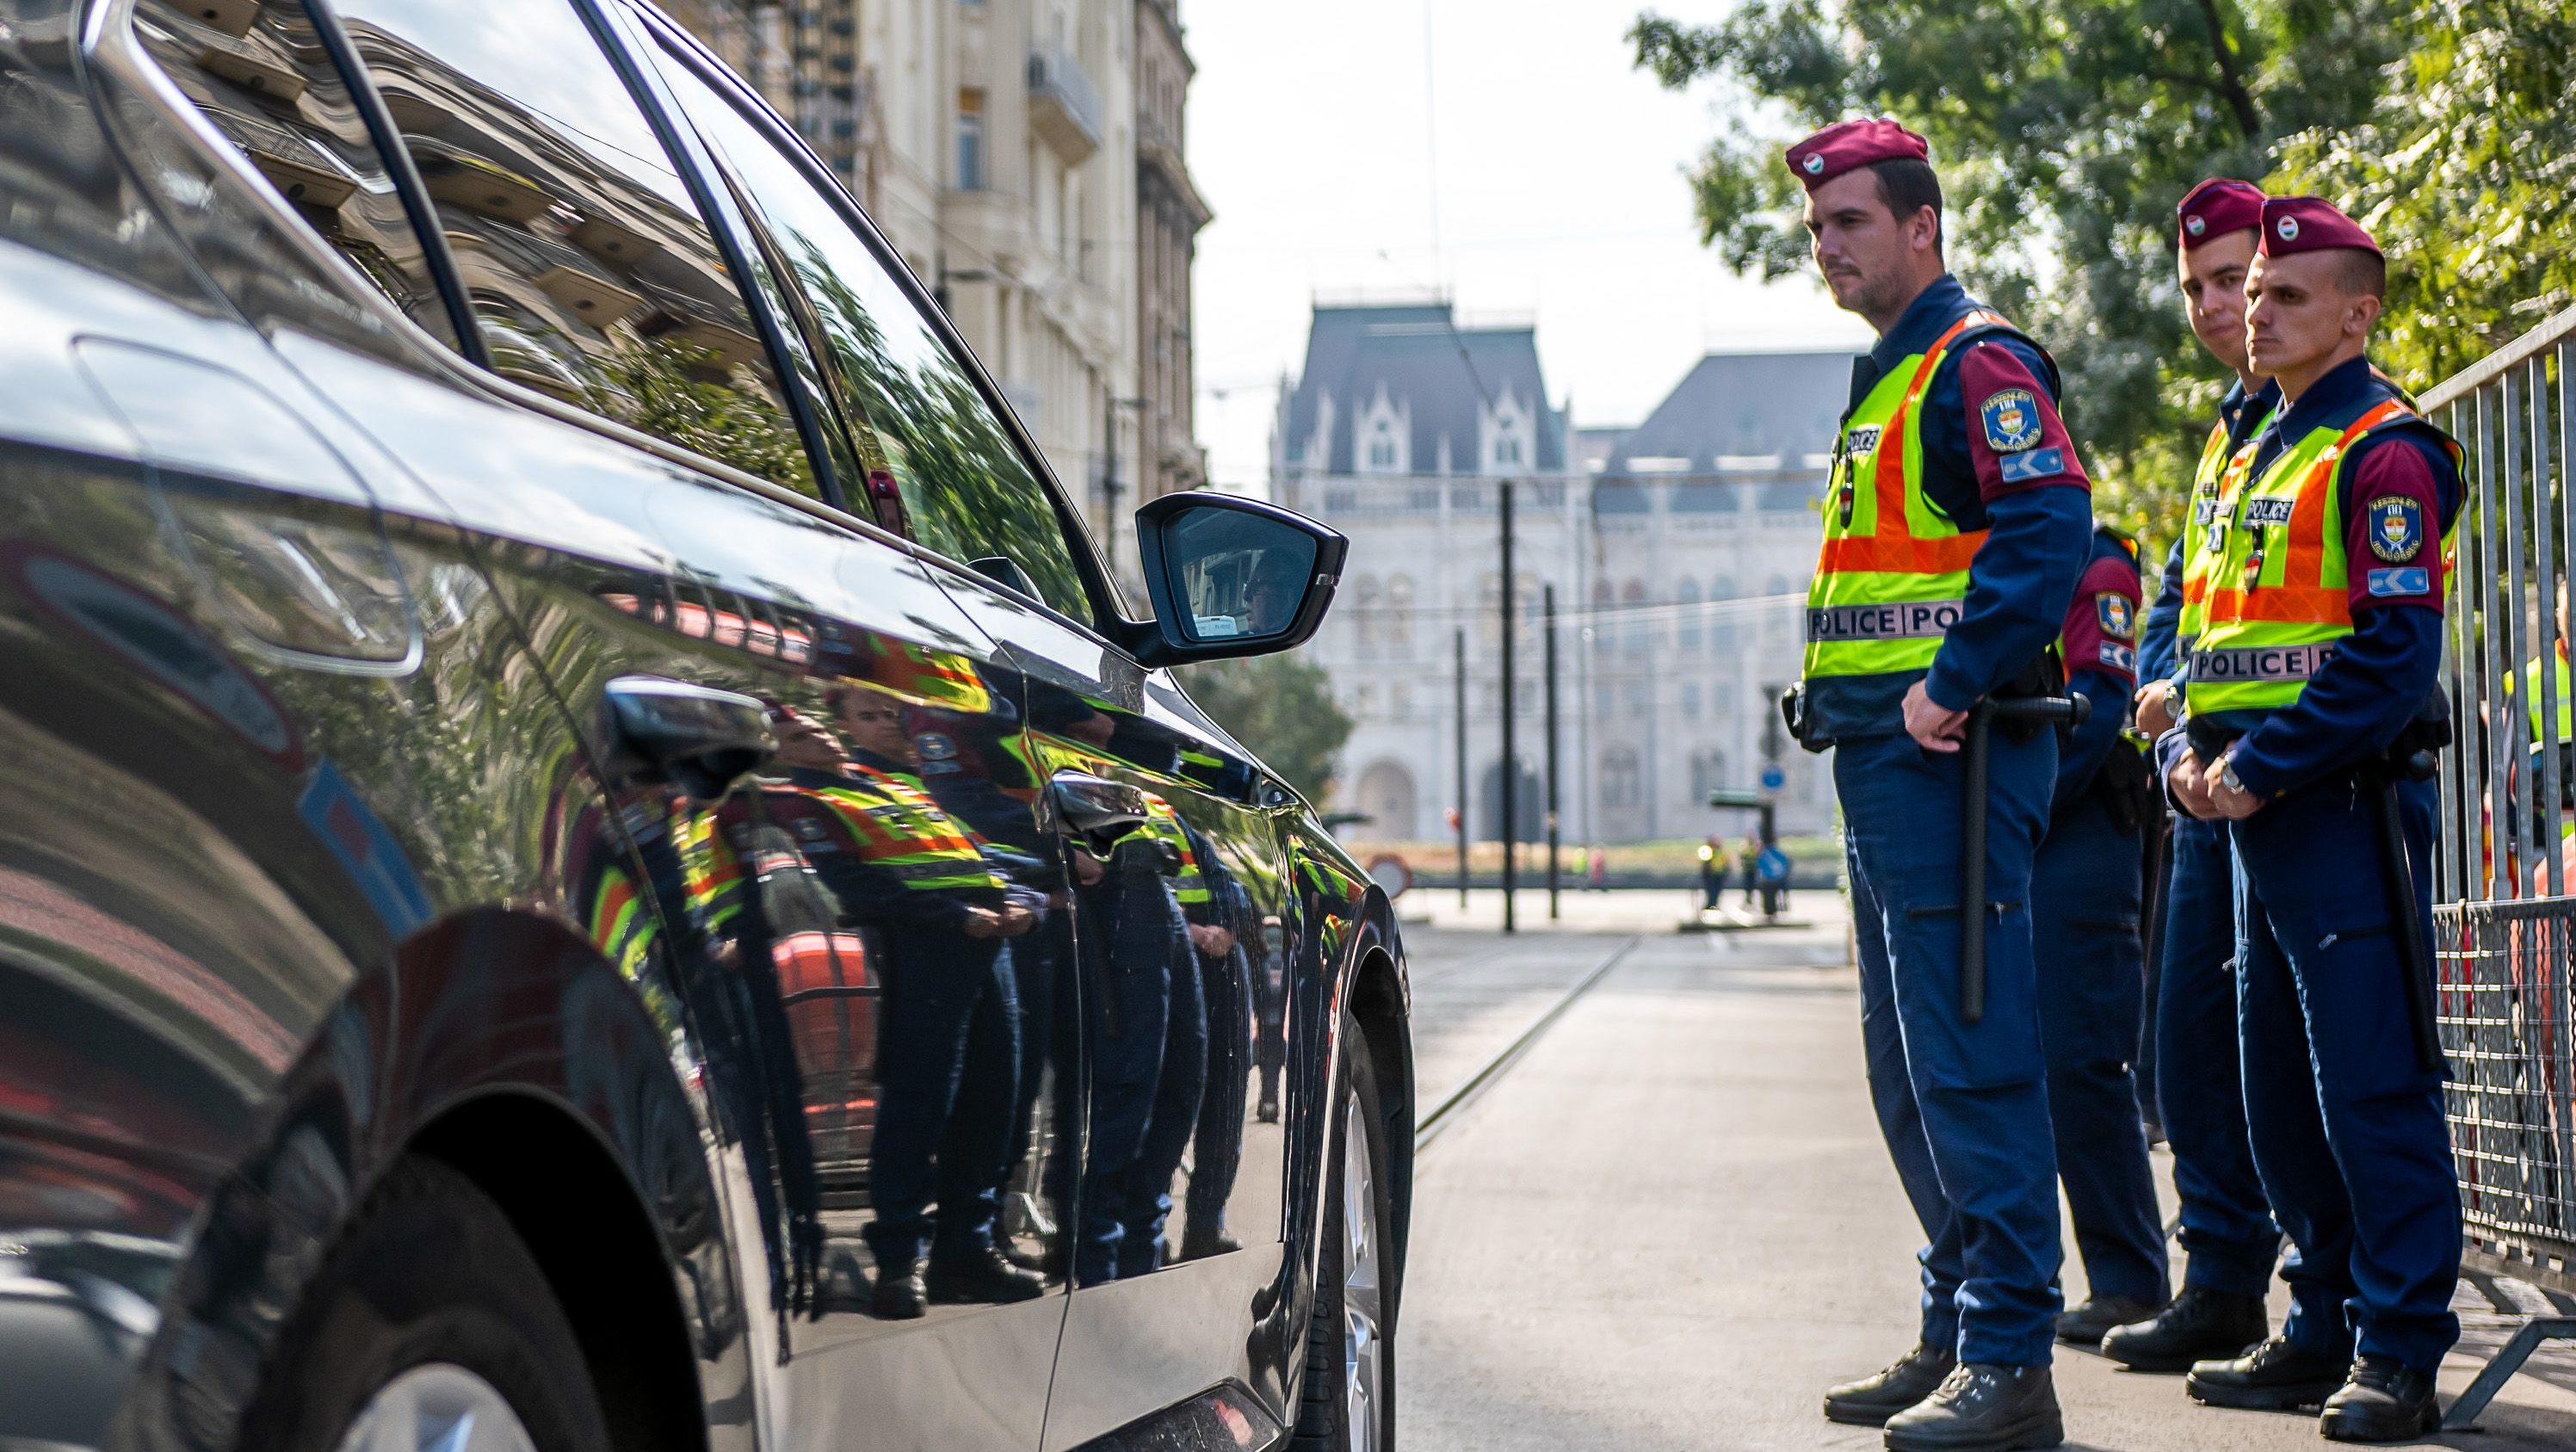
left=2177, top=178, right=2264, bottom=250
left=2259, top=195, right=2379, bottom=258
left=1783, top=118, right=1930, bottom=190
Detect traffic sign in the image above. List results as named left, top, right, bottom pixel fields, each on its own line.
left=1759, top=764, right=1786, bottom=791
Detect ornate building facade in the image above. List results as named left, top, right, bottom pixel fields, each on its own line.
left=1276, top=303, right=1849, bottom=846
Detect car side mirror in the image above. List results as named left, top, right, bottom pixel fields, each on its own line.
left=1122, top=491, right=1347, bottom=668
left=600, top=676, right=776, bottom=801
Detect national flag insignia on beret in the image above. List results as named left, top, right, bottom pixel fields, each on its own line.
left=2277, top=216, right=2300, bottom=242
left=2185, top=214, right=2206, bottom=237
left=1980, top=388, right=2042, bottom=452
left=2097, top=593, right=2135, bottom=641
left=1802, top=152, right=1825, bottom=174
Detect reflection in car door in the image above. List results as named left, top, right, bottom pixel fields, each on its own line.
left=940, top=579, right=1306, bottom=1452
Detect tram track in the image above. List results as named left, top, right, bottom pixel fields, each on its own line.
left=1411, top=934, right=1640, bottom=1154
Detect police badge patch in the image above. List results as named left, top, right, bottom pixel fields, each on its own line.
left=1980, top=389, right=2042, bottom=452
left=2096, top=592, right=2135, bottom=641
left=914, top=732, right=959, bottom=761
left=2367, top=496, right=2425, bottom=562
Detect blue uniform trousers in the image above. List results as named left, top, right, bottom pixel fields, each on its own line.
left=2156, top=813, right=2279, bottom=1296
left=1838, top=729, right=2066, bottom=1367
left=864, top=936, right=1022, bottom=1268
left=2030, top=788, right=2169, bottom=1307
left=1074, top=866, right=1193, bottom=1284
left=2230, top=775, right=2461, bottom=1371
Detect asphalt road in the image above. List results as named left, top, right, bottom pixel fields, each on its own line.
left=1390, top=901, right=2576, bottom=1451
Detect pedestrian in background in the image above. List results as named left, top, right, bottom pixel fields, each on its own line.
left=1783, top=117, right=2093, bottom=1451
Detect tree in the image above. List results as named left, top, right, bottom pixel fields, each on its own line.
left=2276, top=1, right=2576, bottom=389
left=1178, top=652, right=1354, bottom=804
left=1630, top=1, right=2406, bottom=540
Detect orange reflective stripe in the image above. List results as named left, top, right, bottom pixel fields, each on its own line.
left=2202, top=584, right=2351, bottom=624
left=1818, top=530, right=1986, bottom=572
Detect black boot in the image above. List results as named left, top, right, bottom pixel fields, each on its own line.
left=1823, top=1343, right=1956, bottom=1427
left=2184, top=1335, right=2348, bottom=1410
left=2099, top=1287, right=2268, bottom=1372
left=1881, top=1364, right=2064, bottom=1451
left=2054, top=1294, right=2165, bottom=1350
left=1180, top=1223, right=1242, bottom=1260
left=2320, top=1355, right=2441, bottom=1442
left=871, top=1257, right=926, bottom=1319
left=925, top=1245, right=1045, bottom=1305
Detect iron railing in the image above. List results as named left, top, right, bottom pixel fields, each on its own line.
left=2421, top=302, right=2576, bottom=1423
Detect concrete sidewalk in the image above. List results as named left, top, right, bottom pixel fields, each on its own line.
left=1394, top=927, right=2576, bottom=1451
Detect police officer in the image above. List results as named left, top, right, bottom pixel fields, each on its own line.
left=2031, top=524, right=2172, bottom=1349
left=2165, top=198, right=2463, bottom=1441
left=2101, top=179, right=2286, bottom=1370
left=1792, top=118, right=2093, bottom=1450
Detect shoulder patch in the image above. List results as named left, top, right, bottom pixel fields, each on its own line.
left=1997, top=446, right=2066, bottom=484
left=2096, top=592, right=2135, bottom=641
left=2365, top=566, right=2432, bottom=598
left=2366, top=495, right=2425, bottom=562
left=1980, top=388, right=2043, bottom=452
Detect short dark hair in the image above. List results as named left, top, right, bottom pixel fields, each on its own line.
left=2338, top=248, right=2388, bottom=300
left=1869, top=158, right=1943, bottom=249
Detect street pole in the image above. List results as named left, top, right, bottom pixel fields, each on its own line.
left=1498, top=479, right=1517, bottom=933
left=1545, top=583, right=1560, bottom=920
left=1454, top=627, right=1468, bottom=909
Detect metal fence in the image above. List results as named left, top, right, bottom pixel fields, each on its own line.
left=2419, top=306, right=2576, bottom=1423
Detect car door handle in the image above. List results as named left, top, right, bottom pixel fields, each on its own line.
left=1045, top=770, right=1150, bottom=856
left=600, top=676, right=775, bottom=801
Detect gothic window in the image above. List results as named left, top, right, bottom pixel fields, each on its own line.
left=1351, top=573, right=1381, bottom=647
left=1676, top=577, right=1702, bottom=652
left=1385, top=574, right=1415, bottom=648
left=1622, top=578, right=1648, bottom=660
left=1682, top=683, right=1702, bottom=718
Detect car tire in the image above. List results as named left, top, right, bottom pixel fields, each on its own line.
left=234, top=1154, right=614, bottom=1452
left=1291, top=1010, right=1396, bottom=1451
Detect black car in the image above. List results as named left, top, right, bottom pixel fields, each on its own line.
left=0, top=3, right=1412, bottom=1449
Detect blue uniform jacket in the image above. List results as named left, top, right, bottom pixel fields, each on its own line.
left=2137, top=378, right=2281, bottom=685
left=1806, top=275, right=2094, bottom=741
left=2184, top=355, right=2460, bottom=798
left=2055, top=526, right=2143, bottom=812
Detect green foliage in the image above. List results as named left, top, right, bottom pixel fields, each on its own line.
left=1178, top=652, right=1354, bottom=804
left=583, top=337, right=816, bottom=495
left=2276, top=1, right=2576, bottom=388
left=1629, top=0, right=2417, bottom=547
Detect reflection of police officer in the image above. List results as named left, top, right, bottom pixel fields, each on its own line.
left=783, top=698, right=1041, bottom=1319
left=2162, top=199, right=2463, bottom=1441
left=2104, top=178, right=2283, bottom=1375
left=2029, top=526, right=2170, bottom=1350
left=1106, top=794, right=1212, bottom=1280
left=1181, top=822, right=1257, bottom=1260
left=1787, top=119, right=2093, bottom=1446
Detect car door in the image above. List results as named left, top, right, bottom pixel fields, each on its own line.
left=94, top=0, right=1079, bottom=1446
left=621, top=25, right=1307, bottom=1443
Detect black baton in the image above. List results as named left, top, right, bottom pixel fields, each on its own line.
left=2367, top=750, right=2447, bottom=1076
left=1961, top=694, right=2090, bottom=1023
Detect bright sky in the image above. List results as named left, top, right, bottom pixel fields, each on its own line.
left=1183, top=0, right=1874, bottom=493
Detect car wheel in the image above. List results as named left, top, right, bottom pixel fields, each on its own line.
left=1292, top=1010, right=1395, bottom=1451
left=235, top=1155, right=614, bottom=1452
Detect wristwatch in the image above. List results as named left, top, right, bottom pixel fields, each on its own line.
left=2218, top=754, right=2248, bottom=797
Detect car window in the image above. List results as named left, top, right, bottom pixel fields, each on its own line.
left=129, top=0, right=462, bottom=349
left=646, top=42, right=1094, bottom=622
left=322, top=0, right=817, bottom=497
